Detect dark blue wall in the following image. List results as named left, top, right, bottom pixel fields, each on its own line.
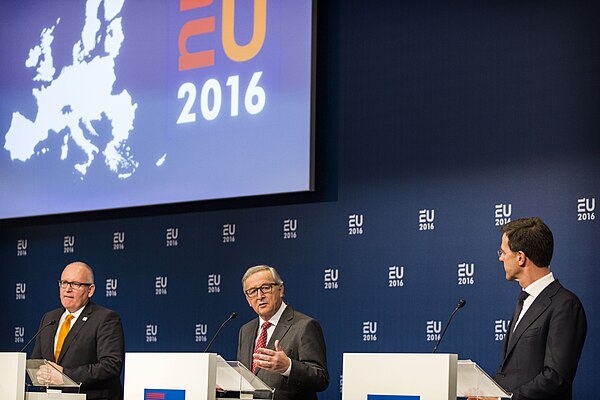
left=2, top=1, right=599, bottom=398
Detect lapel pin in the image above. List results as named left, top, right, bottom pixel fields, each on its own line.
left=82, top=316, right=88, bottom=322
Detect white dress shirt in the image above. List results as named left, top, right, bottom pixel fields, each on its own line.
left=255, top=302, right=292, bottom=376
left=513, top=272, right=555, bottom=331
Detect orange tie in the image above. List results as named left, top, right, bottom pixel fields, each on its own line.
left=55, top=314, right=74, bottom=362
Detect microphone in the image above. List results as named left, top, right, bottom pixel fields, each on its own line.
left=204, top=312, right=238, bottom=352
left=19, top=320, right=57, bottom=353
left=433, top=299, right=466, bottom=353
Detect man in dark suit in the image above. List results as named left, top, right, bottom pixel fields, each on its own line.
left=237, top=265, right=329, bottom=400
left=31, top=261, right=125, bottom=400
left=491, top=217, right=587, bottom=400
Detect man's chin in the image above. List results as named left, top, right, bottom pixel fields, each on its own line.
left=61, top=300, right=75, bottom=309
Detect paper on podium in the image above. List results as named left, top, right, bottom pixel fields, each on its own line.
left=457, top=360, right=512, bottom=398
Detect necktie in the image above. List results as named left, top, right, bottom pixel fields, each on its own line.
left=252, top=321, right=272, bottom=373
left=511, top=290, right=530, bottom=332
left=55, top=314, right=74, bottom=362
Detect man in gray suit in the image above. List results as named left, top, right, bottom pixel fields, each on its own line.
left=490, top=218, right=587, bottom=400
left=237, top=265, right=329, bottom=400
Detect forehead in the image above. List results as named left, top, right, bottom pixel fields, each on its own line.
left=501, top=233, right=510, bottom=247
left=61, top=265, right=90, bottom=281
left=244, top=270, right=273, bottom=287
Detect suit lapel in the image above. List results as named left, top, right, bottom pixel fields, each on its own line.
left=57, top=302, right=93, bottom=364
left=267, top=305, right=294, bottom=348
left=503, top=281, right=560, bottom=362
left=255, top=305, right=294, bottom=376
left=45, top=309, right=63, bottom=358
left=244, top=319, right=260, bottom=368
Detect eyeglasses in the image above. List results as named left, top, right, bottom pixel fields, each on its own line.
left=244, top=283, right=280, bottom=298
left=498, top=249, right=520, bottom=258
left=58, top=280, right=93, bottom=290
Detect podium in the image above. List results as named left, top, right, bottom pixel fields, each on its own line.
left=123, top=353, right=274, bottom=400
left=0, top=353, right=85, bottom=400
left=25, top=359, right=84, bottom=399
left=0, top=352, right=26, bottom=399
left=342, top=353, right=511, bottom=400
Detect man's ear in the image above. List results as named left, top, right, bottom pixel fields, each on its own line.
left=517, top=251, right=527, bottom=267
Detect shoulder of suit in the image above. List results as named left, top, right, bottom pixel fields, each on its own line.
left=284, top=306, right=319, bottom=323
left=45, top=307, right=66, bottom=320
left=83, top=301, right=121, bottom=317
left=240, top=317, right=259, bottom=330
left=544, top=280, right=584, bottom=304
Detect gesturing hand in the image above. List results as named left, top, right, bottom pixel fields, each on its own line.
left=253, top=339, right=291, bottom=373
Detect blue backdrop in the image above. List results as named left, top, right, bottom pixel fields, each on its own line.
left=2, top=1, right=599, bottom=399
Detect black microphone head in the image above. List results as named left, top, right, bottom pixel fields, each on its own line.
left=458, top=299, right=466, bottom=308
left=230, top=312, right=238, bottom=319
left=49, top=320, right=57, bottom=325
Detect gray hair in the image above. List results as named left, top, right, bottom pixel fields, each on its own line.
left=241, top=265, right=283, bottom=290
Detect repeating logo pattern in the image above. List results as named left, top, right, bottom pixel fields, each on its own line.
left=418, top=209, right=435, bottom=231
left=223, top=223, right=236, bottom=243
left=426, top=320, right=442, bottom=342
left=457, top=263, right=475, bottom=286
left=283, top=219, right=298, bottom=240
left=495, top=203, right=512, bottom=226
left=324, top=269, right=339, bottom=290
left=166, top=228, right=179, bottom=247
left=106, top=278, right=118, bottom=297
left=155, top=276, right=168, bottom=296
left=17, top=239, right=27, bottom=256
left=16, top=283, right=26, bottom=300
left=63, top=235, right=75, bottom=254
left=5, top=198, right=597, bottom=400
left=195, top=323, right=208, bottom=343
left=146, top=324, right=158, bottom=343
left=388, top=266, right=404, bottom=288
left=208, top=274, right=221, bottom=293
left=113, top=232, right=125, bottom=251
left=362, top=321, right=377, bottom=342
left=348, top=214, right=364, bottom=235
left=15, top=327, right=25, bottom=344
left=577, top=197, right=595, bottom=221
left=495, top=319, right=510, bottom=342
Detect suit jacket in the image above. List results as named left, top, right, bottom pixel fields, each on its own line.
left=494, top=280, right=587, bottom=400
left=31, top=302, right=125, bottom=400
left=237, top=305, right=329, bottom=400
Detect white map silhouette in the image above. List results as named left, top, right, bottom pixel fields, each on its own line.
left=3, top=0, right=138, bottom=179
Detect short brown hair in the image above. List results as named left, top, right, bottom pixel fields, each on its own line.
left=501, top=217, right=553, bottom=267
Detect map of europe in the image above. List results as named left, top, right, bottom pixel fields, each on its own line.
left=3, top=0, right=138, bottom=179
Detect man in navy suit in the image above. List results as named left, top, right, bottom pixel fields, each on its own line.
left=31, top=261, right=125, bottom=400
left=237, top=265, right=329, bottom=400
left=492, top=217, right=587, bottom=400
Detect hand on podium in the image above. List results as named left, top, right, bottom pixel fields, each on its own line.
left=36, top=361, right=65, bottom=386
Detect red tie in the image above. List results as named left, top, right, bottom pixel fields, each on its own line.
left=252, top=321, right=272, bottom=373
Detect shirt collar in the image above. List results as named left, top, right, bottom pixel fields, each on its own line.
left=61, top=301, right=88, bottom=322
left=523, top=272, right=555, bottom=299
